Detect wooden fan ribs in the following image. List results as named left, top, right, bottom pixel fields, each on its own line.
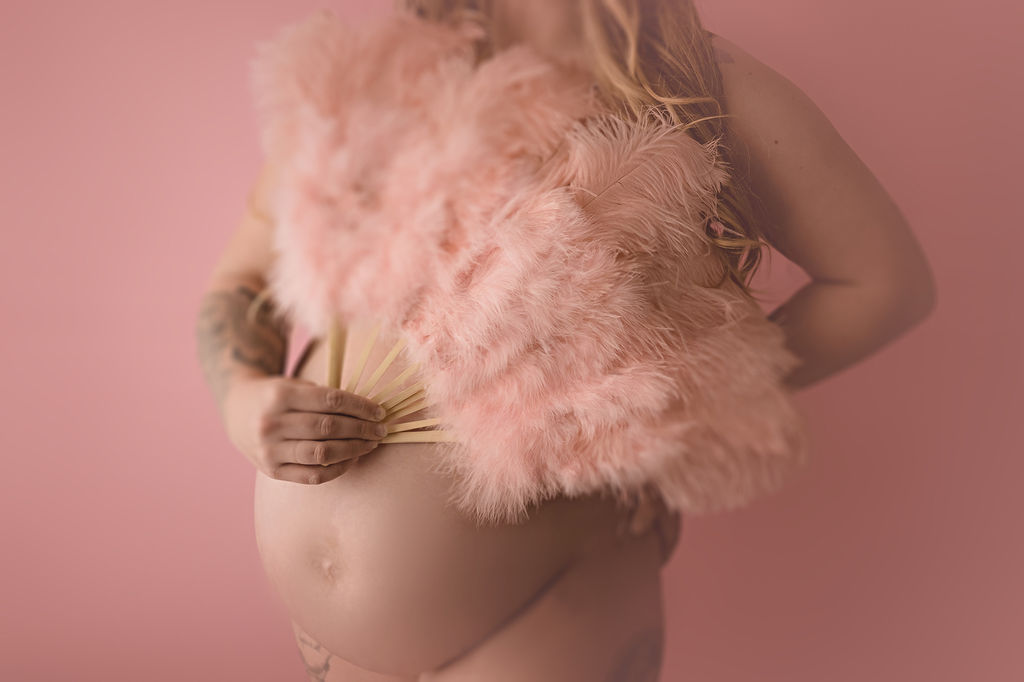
left=326, top=315, right=458, bottom=444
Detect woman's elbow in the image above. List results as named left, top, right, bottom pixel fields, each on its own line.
left=901, top=248, right=938, bottom=323
left=911, top=272, right=938, bottom=322
left=873, top=256, right=938, bottom=330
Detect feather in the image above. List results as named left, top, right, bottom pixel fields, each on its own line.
left=249, top=7, right=810, bottom=526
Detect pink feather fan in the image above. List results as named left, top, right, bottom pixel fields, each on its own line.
left=249, top=7, right=810, bottom=525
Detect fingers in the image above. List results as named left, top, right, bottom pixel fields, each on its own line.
left=655, top=509, right=683, bottom=564
left=272, top=459, right=358, bottom=486
left=628, top=496, right=660, bottom=535
left=273, top=438, right=379, bottom=466
left=278, top=381, right=386, bottom=421
left=268, top=411, right=390, bottom=441
left=619, top=485, right=683, bottom=564
left=643, top=487, right=682, bottom=564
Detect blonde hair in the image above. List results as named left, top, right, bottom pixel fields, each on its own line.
left=399, top=0, right=775, bottom=298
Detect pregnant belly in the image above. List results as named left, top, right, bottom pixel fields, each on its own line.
left=253, top=319, right=630, bottom=676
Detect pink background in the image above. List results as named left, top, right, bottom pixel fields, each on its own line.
left=2, top=0, right=1020, bottom=680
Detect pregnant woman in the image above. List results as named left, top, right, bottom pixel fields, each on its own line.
left=196, top=1, right=936, bottom=680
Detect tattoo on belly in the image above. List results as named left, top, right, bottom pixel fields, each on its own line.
left=294, top=629, right=334, bottom=682
left=605, top=626, right=664, bottom=682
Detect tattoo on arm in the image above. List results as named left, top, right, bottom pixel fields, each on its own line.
left=196, top=283, right=289, bottom=407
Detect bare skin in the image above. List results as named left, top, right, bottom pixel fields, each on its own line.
left=708, top=34, right=937, bottom=386
left=489, top=0, right=585, bottom=63
left=279, top=327, right=678, bottom=682
left=198, top=5, right=935, bottom=680
left=252, top=320, right=667, bottom=677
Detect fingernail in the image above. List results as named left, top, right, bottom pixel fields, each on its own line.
left=374, top=406, right=386, bottom=420
left=375, top=423, right=388, bottom=437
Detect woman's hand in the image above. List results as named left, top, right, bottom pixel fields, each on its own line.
left=221, top=374, right=389, bottom=484
left=619, top=483, right=683, bottom=564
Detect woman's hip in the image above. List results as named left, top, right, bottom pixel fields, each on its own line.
left=421, top=527, right=666, bottom=682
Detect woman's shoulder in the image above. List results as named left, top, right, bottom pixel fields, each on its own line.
left=704, top=31, right=915, bottom=280
left=702, top=31, right=854, bottom=185
left=701, top=31, right=824, bottom=146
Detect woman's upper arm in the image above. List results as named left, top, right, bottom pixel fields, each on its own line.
left=711, top=34, right=936, bottom=307
left=205, top=157, right=282, bottom=289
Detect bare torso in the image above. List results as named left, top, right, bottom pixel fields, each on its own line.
left=233, top=6, right=919, bottom=671
left=247, top=26, right=749, bottom=679
left=253, top=317, right=641, bottom=676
